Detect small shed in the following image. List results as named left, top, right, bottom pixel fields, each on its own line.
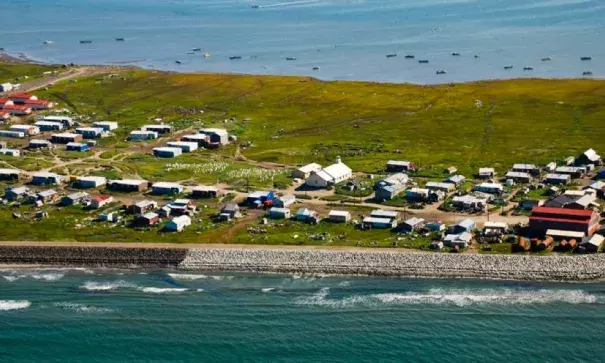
left=444, top=232, right=473, bottom=249
left=191, top=186, right=219, bottom=198
left=269, top=207, right=291, bottom=219
left=153, top=147, right=182, bottom=158
left=292, top=163, right=322, bottom=179
left=165, top=215, right=192, bottom=232
left=60, top=191, right=89, bottom=206
left=454, top=218, right=476, bottom=234
left=135, top=212, right=160, bottom=227
left=328, top=210, right=351, bottom=223
left=66, top=142, right=89, bottom=152
left=274, top=194, right=296, bottom=208
left=152, top=182, right=184, bottom=195
left=76, top=176, right=107, bottom=188
left=220, top=203, right=241, bottom=219
left=400, top=217, right=426, bottom=233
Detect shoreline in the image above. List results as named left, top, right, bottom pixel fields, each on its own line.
left=1, top=243, right=604, bottom=282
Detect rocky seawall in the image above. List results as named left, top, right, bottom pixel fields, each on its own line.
left=2, top=245, right=605, bottom=282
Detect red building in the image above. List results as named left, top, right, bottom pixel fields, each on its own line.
left=529, top=207, right=600, bottom=236
left=24, top=99, right=53, bottom=110
left=3, top=105, right=32, bottom=116
left=9, top=93, right=37, bottom=104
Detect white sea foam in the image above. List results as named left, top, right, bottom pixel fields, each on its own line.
left=137, top=287, right=189, bottom=294
left=261, top=287, right=276, bottom=293
left=2, top=276, right=18, bottom=282
left=294, top=288, right=600, bottom=308
left=168, top=273, right=208, bottom=280
left=196, top=288, right=205, bottom=292
left=1, top=271, right=65, bottom=282
left=80, top=280, right=136, bottom=291
left=0, top=300, right=31, bottom=311
left=53, top=302, right=113, bottom=313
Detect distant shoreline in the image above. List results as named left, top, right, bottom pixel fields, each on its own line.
left=1, top=243, right=604, bottom=282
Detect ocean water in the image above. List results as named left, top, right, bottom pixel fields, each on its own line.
left=1, top=0, right=604, bottom=83
left=2, top=268, right=605, bottom=362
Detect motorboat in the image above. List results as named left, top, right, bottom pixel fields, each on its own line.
left=583, top=71, right=593, bottom=76
left=523, top=66, right=533, bottom=71
left=436, top=70, right=447, bottom=75
left=192, top=48, right=201, bottom=52
left=581, top=56, right=592, bottom=61
left=504, top=65, right=513, bottom=69
left=386, top=53, right=397, bottom=58
left=404, top=54, right=415, bottom=59
left=44, top=40, right=53, bottom=45
left=286, top=57, right=296, bottom=61
left=115, top=38, right=125, bottom=42
left=541, top=56, right=551, bottom=61
left=229, top=56, right=243, bottom=60
left=451, top=52, right=460, bottom=56
left=175, top=60, right=182, bottom=64
left=312, top=66, right=320, bottom=71
left=79, top=40, right=92, bottom=44
left=474, top=55, right=480, bottom=58
left=418, top=59, right=429, bottom=63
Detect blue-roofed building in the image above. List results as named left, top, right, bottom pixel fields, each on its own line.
left=245, top=191, right=275, bottom=208
left=453, top=218, right=477, bottom=234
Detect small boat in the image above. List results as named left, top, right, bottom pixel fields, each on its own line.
left=504, top=65, right=513, bottom=69
left=229, top=56, right=243, bottom=60
left=0, top=47, right=4, bottom=51
left=187, top=52, right=195, bottom=55
left=541, top=56, right=551, bottom=61
left=418, top=59, right=429, bottom=64
left=451, top=52, right=460, bottom=56
left=44, top=40, right=53, bottom=45
left=192, top=48, right=201, bottom=52
left=474, top=55, right=480, bottom=58
left=583, top=71, right=593, bottom=76
left=436, top=70, right=447, bottom=75
left=204, top=52, right=211, bottom=58
left=115, top=38, right=125, bottom=42
left=175, top=60, right=182, bottom=64
left=286, top=57, right=296, bottom=61
left=79, top=40, right=92, bottom=44
left=523, top=66, right=533, bottom=71
left=251, top=5, right=260, bottom=8
left=581, top=56, right=592, bottom=61
left=386, top=53, right=397, bottom=58
left=312, top=66, right=320, bottom=71
left=404, top=54, right=415, bottom=59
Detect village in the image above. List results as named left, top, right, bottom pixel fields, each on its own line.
left=0, top=86, right=604, bottom=253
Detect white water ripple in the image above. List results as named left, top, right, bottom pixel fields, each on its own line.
left=53, top=302, right=113, bottom=313
left=0, top=300, right=31, bottom=311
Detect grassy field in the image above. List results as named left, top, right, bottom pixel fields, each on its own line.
left=0, top=62, right=60, bottom=83
left=23, top=67, right=605, bottom=177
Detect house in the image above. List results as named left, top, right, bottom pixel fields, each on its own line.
left=426, top=221, right=446, bottom=232
left=181, top=134, right=209, bottom=146
left=165, top=215, right=192, bottom=232
left=444, top=232, right=473, bottom=249
left=142, top=124, right=172, bottom=134
left=555, top=166, right=586, bottom=179
left=269, top=207, right=291, bottom=219
left=0, top=148, right=20, bottom=157
left=41, top=115, right=74, bottom=127
left=406, top=188, right=444, bottom=202
left=3, top=105, right=32, bottom=116
left=92, top=121, right=119, bottom=131
left=9, top=125, right=39, bottom=135
left=9, top=93, right=37, bottom=104
left=132, top=200, right=158, bottom=215
left=386, top=160, right=415, bottom=173
left=75, top=176, right=107, bottom=188
left=191, top=186, right=219, bottom=198
left=158, top=206, right=172, bottom=218
left=51, top=133, right=83, bottom=144
left=274, top=194, right=296, bottom=208
left=36, top=189, right=59, bottom=204
left=445, top=166, right=457, bottom=175
left=374, top=173, right=408, bottom=201
left=108, top=179, right=149, bottom=192
left=545, top=173, right=571, bottom=185
left=425, top=182, right=455, bottom=193
left=0, top=168, right=21, bottom=181
left=328, top=210, right=351, bottom=223
left=24, top=99, right=53, bottom=110
left=0, top=130, right=25, bottom=138
left=580, top=234, right=604, bottom=253
left=519, top=199, right=545, bottom=211
left=296, top=207, right=320, bottom=224
left=565, top=194, right=599, bottom=210
left=453, top=218, right=476, bottom=234
left=444, top=175, right=466, bottom=187
left=374, top=173, right=408, bottom=190
left=152, top=147, right=182, bottom=158
left=371, top=209, right=399, bottom=220
left=90, top=195, right=114, bottom=209
left=60, top=192, right=89, bottom=206
left=545, top=193, right=597, bottom=210
left=198, top=128, right=229, bottom=146
left=584, top=181, right=605, bottom=198
left=361, top=216, right=396, bottom=229
left=292, top=163, right=322, bottom=179
left=32, top=172, right=61, bottom=185
left=473, top=182, right=503, bottom=195
left=400, top=217, right=425, bottom=233
left=452, top=195, right=487, bottom=211
left=545, top=229, right=585, bottom=241
left=305, top=157, right=352, bottom=188
left=529, top=207, right=600, bottom=236
left=220, top=203, right=241, bottom=219
left=151, top=182, right=184, bottom=195
left=505, top=171, right=532, bottom=183
left=245, top=191, right=275, bottom=208
left=28, top=139, right=52, bottom=149
left=483, top=221, right=508, bottom=235
left=5, top=186, right=29, bottom=201
left=75, top=127, right=104, bottom=139
left=99, top=212, right=120, bottom=223
left=135, top=212, right=160, bottom=227
left=166, top=141, right=198, bottom=153
left=512, top=164, right=540, bottom=176
left=575, top=148, right=601, bottom=167
left=66, top=142, right=89, bottom=152
left=129, top=130, right=158, bottom=141
left=165, top=199, right=196, bottom=216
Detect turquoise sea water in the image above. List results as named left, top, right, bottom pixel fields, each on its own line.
left=1, top=0, right=604, bottom=83
left=2, top=268, right=605, bottom=362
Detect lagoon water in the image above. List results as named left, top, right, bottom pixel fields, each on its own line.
left=1, top=0, right=604, bottom=83
left=2, top=268, right=605, bottom=362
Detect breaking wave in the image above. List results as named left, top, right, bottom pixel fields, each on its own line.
left=168, top=273, right=209, bottom=280
left=137, top=287, right=189, bottom=294
left=53, top=302, right=113, bottom=313
left=261, top=287, right=276, bottom=293
left=2, top=272, right=65, bottom=282
left=294, top=288, right=600, bottom=308
left=0, top=300, right=31, bottom=311
left=80, top=280, right=137, bottom=291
